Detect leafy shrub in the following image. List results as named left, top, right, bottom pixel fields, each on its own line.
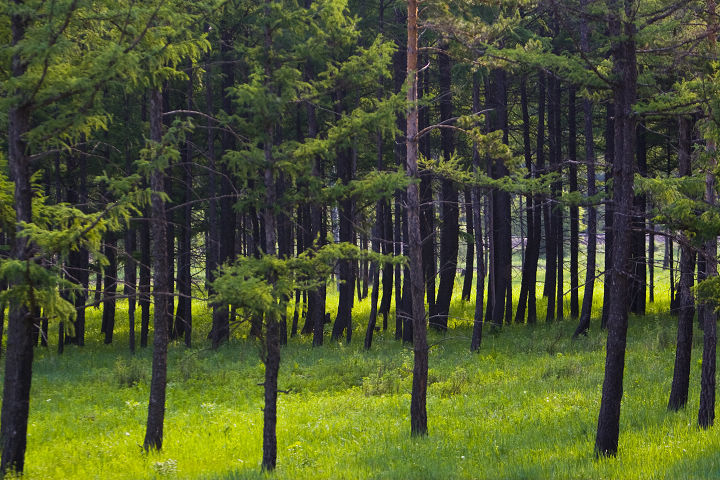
left=113, top=358, right=147, bottom=387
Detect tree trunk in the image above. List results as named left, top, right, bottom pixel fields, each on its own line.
left=125, top=229, right=137, bottom=353
left=601, top=103, right=615, bottom=329
left=668, top=116, right=696, bottom=412
left=471, top=72, right=486, bottom=350
left=569, top=86, right=579, bottom=318
left=630, top=124, right=647, bottom=315
left=144, top=88, right=170, bottom=452
left=488, top=69, right=512, bottom=327
left=102, top=235, right=117, bottom=344
left=595, top=1, right=637, bottom=455
left=461, top=189, right=474, bottom=302
left=575, top=6, right=597, bottom=337
left=407, top=0, right=428, bottom=436
left=515, top=76, right=540, bottom=324
left=1, top=15, right=34, bottom=470
left=419, top=53, right=435, bottom=311
left=175, top=73, right=193, bottom=347
left=431, top=43, right=458, bottom=332
left=331, top=142, right=355, bottom=342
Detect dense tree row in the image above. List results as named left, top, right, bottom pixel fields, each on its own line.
left=2, top=0, right=720, bottom=473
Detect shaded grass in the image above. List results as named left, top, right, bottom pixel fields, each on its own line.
left=5, top=257, right=714, bottom=479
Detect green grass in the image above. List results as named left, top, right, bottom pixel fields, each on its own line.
left=7, top=262, right=719, bottom=480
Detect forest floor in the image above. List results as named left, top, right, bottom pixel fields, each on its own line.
left=7, top=275, right=720, bottom=479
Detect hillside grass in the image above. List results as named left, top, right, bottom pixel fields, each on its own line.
left=6, top=259, right=720, bottom=479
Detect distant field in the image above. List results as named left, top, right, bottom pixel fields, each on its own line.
left=9, top=266, right=720, bottom=480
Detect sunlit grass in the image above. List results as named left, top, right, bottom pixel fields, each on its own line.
left=6, top=249, right=718, bottom=479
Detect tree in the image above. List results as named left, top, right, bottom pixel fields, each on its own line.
left=595, top=0, right=638, bottom=457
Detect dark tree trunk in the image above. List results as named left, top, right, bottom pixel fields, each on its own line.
left=668, top=116, right=696, bottom=412
left=174, top=74, right=193, bottom=347
left=175, top=147, right=192, bottom=347
left=419, top=54, right=435, bottom=310
left=379, top=199, right=394, bottom=329
left=515, top=76, right=540, bottom=324
left=365, top=68, right=386, bottom=350
left=461, top=189, right=474, bottom=302
left=601, top=103, right=615, bottom=330
left=569, top=86, right=579, bottom=318
left=630, top=124, right=647, bottom=315
left=430, top=43, right=458, bottom=332
left=144, top=88, right=170, bottom=452
left=125, top=229, right=137, bottom=353
left=574, top=0, right=597, bottom=338
left=102, top=235, right=117, bottom=344
left=471, top=73, right=486, bottom=350
left=649, top=222, right=655, bottom=303
left=574, top=55, right=597, bottom=335
left=407, top=0, right=428, bottom=436
left=66, top=153, right=89, bottom=347
left=595, top=1, right=637, bottom=455
left=211, top=33, right=236, bottom=347
left=554, top=77, right=564, bottom=321
left=331, top=142, right=355, bottom=343
left=699, top=155, right=717, bottom=427
left=488, top=69, right=512, bottom=327
left=393, top=15, right=406, bottom=341
left=1, top=16, right=34, bottom=470
left=139, top=209, right=151, bottom=348
left=545, top=75, right=558, bottom=322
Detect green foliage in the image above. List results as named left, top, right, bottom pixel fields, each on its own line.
left=213, top=242, right=402, bottom=325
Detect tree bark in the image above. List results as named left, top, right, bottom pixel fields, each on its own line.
left=569, top=86, right=579, bottom=318
left=407, top=0, right=428, bottom=436
left=1, top=10, right=34, bottom=471
left=431, top=43, right=458, bottom=332
left=595, top=0, right=637, bottom=455
left=668, top=116, right=696, bottom=412
left=144, top=88, right=170, bottom=451
left=575, top=5, right=597, bottom=337
left=102, top=235, right=117, bottom=344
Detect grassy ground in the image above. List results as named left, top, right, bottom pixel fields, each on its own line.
left=7, top=263, right=720, bottom=479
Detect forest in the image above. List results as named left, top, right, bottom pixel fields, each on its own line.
left=2, top=0, right=720, bottom=478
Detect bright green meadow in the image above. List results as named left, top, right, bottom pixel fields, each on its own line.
left=5, top=266, right=720, bottom=480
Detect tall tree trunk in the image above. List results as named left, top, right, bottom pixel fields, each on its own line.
left=174, top=73, right=193, bottom=347
left=554, top=77, right=564, bottom=321
left=595, top=1, right=637, bottom=455
left=668, top=116, right=696, bottom=412
left=471, top=72, right=486, bottom=350
left=66, top=153, right=89, bottom=346
left=144, top=88, right=170, bottom=452
left=1, top=12, right=34, bottom=470
left=699, top=2, right=717, bottom=427
left=393, top=10, right=406, bottom=341
left=569, top=86, right=580, bottom=318
left=574, top=5, right=597, bottom=337
left=407, top=0, right=428, bottom=436
left=515, top=76, right=539, bottom=324
left=488, top=69, right=512, bottom=327
left=601, top=103, right=615, bottom=329
left=331, top=139, right=355, bottom=343
left=630, top=124, right=647, bottom=315
left=419, top=52, right=436, bottom=311
left=431, top=43, right=458, bottom=332
left=545, top=75, right=559, bottom=322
